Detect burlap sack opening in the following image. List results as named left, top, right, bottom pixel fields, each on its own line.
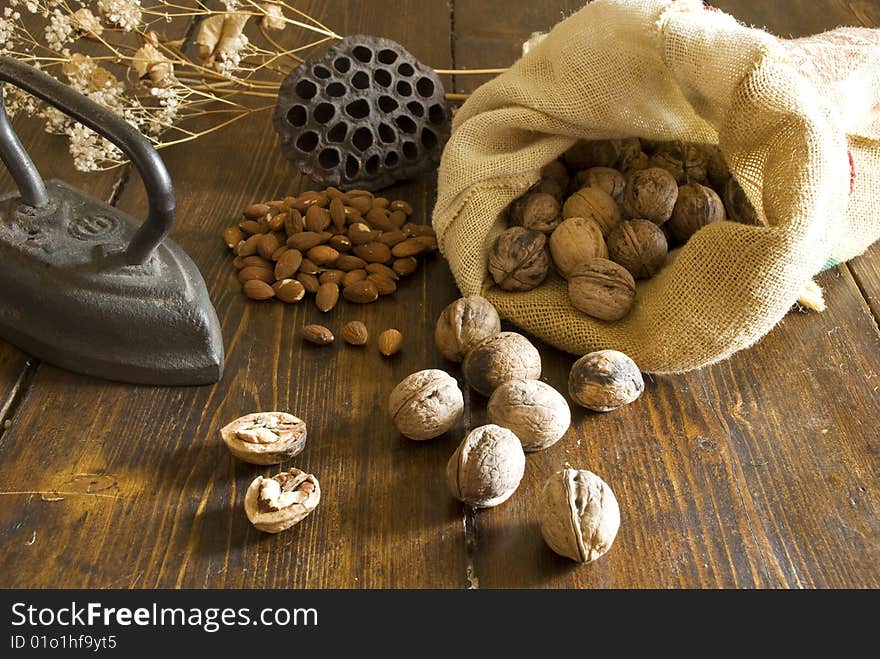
left=433, top=0, right=880, bottom=373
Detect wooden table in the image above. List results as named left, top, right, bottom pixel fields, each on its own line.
left=0, top=1, right=877, bottom=589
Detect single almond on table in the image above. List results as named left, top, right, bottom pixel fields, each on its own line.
left=315, top=282, right=340, bottom=312
left=303, top=324, right=334, bottom=345
left=392, top=257, right=419, bottom=277
left=305, top=205, right=331, bottom=232
left=243, top=279, right=275, bottom=301
left=329, top=197, right=346, bottom=230
left=341, top=321, right=369, bottom=346
left=273, top=279, right=305, bottom=303
left=378, top=329, right=403, bottom=356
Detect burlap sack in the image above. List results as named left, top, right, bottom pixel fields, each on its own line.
left=433, top=0, right=880, bottom=373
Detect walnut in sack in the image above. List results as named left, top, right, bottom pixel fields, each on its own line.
left=568, top=349, right=644, bottom=411
left=487, top=379, right=571, bottom=452
left=389, top=369, right=464, bottom=440
left=435, top=295, right=501, bottom=362
left=463, top=331, right=542, bottom=396
left=649, top=142, right=707, bottom=184
left=668, top=182, right=726, bottom=242
left=521, top=192, right=562, bottom=233
left=245, top=469, right=320, bottom=534
left=487, top=227, right=550, bottom=292
left=568, top=258, right=636, bottom=321
left=538, top=467, right=620, bottom=563
left=618, top=136, right=650, bottom=174
left=562, top=187, right=621, bottom=236
left=723, top=176, right=760, bottom=226
left=572, top=167, right=627, bottom=203
left=622, top=167, right=678, bottom=225
left=701, top=144, right=730, bottom=189
left=549, top=217, right=607, bottom=279
left=446, top=424, right=526, bottom=508
left=220, top=412, right=307, bottom=465
left=607, top=219, right=668, bottom=279
left=562, top=139, right=622, bottom=170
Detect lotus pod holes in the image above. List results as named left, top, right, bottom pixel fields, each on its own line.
left=275, top=35, right=450, bottom=191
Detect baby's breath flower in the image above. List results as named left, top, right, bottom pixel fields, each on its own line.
left=96, top=0, right=143, bottom=32
left=72, top=8, right=103, bottom=37
left=44, top=9, right=74, bottom=55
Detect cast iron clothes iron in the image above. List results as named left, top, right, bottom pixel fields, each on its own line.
left=0, top=57, right=224, bottom=385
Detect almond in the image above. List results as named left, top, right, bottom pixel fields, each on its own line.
left=329, top=198, right=346, bottom=230
left=236, top=233, right=262, bottom=256
left=303, top=324, right=334, bottom=345
left=243, top=203, right=270, bottom=220
left=287, top=231, right=331, bottom=251
left=243, top=279, right=274, bottom=300
left=367, top=273, right=397, bottom=296
left=271, top=245, right=289, bottom=261
left=391, top=238, right=427, bottom=258
left=343, top=280, right=379, bottom=304
left=377, top=328, right=403, bottom=356
left=392, top=256, right=419, bottom=277
left=328, top=234, right=352, bottom=252
left=341, top=321, right=369, bottom=346
left=292, top=192, right=328, bottom=212
left=365, top=263, right=399, bottom=281
left=325, top=186, right=345, bottom=200
left=403, top=223, right=435, bottom=238
left=296, top=272, right=320, bottom=294
left=273, top=279, right=305, bottom=303
left=307, top=245, right=340, bottom=266
left=348, top=222, right=379, bottom=245
left=342, top=269, right=368, bottom=287
left=299, top=258, right=321, bottom=275
left=223, top=226, right=244, bottom=248
left=284, top=209, right=304, bottom=235
left=366, top=207, right=394, bottom=231
left=389, top=210, right=407, bottom=228
left=372, top=197, right=390, bottom=209
left=336, top=254, right=368, bottom=272
left=274, top=249, right=303, bottom=280
left=257, top=233, right=280, bottom=260
left=239, top=255, right=273, bottom=269
left=238, top=266, right=274, bottom=284
left=315, top=282, right=340, bottom=312
left=239, top=219, right=265, bottom=235
left=268, top=212, right=287, bottom=232
left=319, top=269, right=345, bottom=285
left=378, top=230, right=407, bottom=247
left=345, top=195, right=372, bottom=214
left=353, top=242, right=392, bottom=264
left=390, top=200, right=413, bottom=214
left=305, top=205, right=331, bottom=232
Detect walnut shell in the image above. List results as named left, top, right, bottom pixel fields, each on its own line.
left=487, top=379, right=571, bottom=452
left=435, top=295, right=501, bottom=362
left=668, top=182, right=726, bottom=242
left=569, top=349, right=644, bottom=411
left=649, top=142, right=707, bottom=184
left=463, top=331, right=542, bottom=397
left=446, top=424, right=526, bottom=508
left=562, top=139, right=622, bottom=170
left=389, top=369, right=464, bottom=440
left=568, top=258, right=636, bottom=322
left=220, top=412, right=307, bottom=465
left=487, top=227, right=550, bottom=292
left=622, top=167, right=678, bottom=224
left=549, top=217, right=608, bottom=279
left=572, top=167, right=626, bottom=203
left=562, top=187, right=621, bottom=236
left=521, top=192, right=562, bottom=233
left=701, top=143, right=730, bottom=189
left=538, top=467, right=620, bottom=563
left=722, top=176, right=761, bottom=226
left=244, top=469, right=320, bottom=534
left=541, top=159, right=569, bottom=194
left=607, top=219, right=668, bottom=279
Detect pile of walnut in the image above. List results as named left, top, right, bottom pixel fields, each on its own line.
left=388, top=295, right=643, bottom=564
left=490, top=138, right=754, bottom=321
left=223, top=187, right=438, bottom=311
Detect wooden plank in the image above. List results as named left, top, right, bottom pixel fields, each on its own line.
left=452, top=0, right=880, bottom=587
left=849, top=244, right=880, bottom=325
left=0, top=0, right=463, bottom=588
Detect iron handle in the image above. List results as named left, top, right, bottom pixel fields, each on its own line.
left=0, top=56, right=174, bottom=265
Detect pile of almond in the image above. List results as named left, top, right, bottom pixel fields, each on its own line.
left=223, top=187, right=438, bottom=311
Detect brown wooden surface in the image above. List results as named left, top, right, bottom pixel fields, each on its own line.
left=0, top=1, right=878, bottom=589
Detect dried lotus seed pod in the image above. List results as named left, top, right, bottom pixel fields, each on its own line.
left=569, top=349, right=644, bottom=411
left=572, top=167, right=626, bottom=204
left=446, top=424, right=526, bottom=508
left=487, top=227, right=550, bottom=292
left=521, top=192, right=562, bottom=233
left=562, top=187, right=621, bottom=236
left=607, top=219, right=668, bottom=279
left=668, top=182, right=726, bottom=242
left=568, top=258, right=636, bottom=322
left=538, top=467, right=620, bottom=563
left=220, top=412, right=307, bottom=465
left=389, top=369, right=464, bottom=440
left=549, top=217, right=608, bottom=279
left=487, top=379, right=571, bottom=452
left=434, top=295, right=501, bottom=362
left=562, top=139, right=622, bottom=170
left=245, top=468, right=320, bottom=534
left=463, top=331, right=542, bottom=397
left=622, top=167, right=678, bottom=225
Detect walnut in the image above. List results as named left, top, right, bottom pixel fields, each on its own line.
left=220, top=412, right=307, bottom=465
left=538, top=467, right=620, bottom=563
left=607, top=219, right=668, bottom=279
left=722, top=176, right=761, bottom=226
left=668, top=182, right=726, bottom=242
left=487, top=227, right=550, bottom=292
left=649, top=142, right=707, bottom=184
left=244, top=469, right=320, bottom=534
left=568, top=349, right=644, bottom=411
left=549, top=217, right=607, bottom=279
left=541, top=159, right=570, bottom=190
left=446, top=424, right=526, bottom=508
left=389, top=369, right=464, bottom=440
left=622, top=167, right=678, bottom=224
left=617, top=137, right=649, bottom=174
left=521, top=192, right=562, bottom=233
left=562, top=139, right=622, bottom=170
left=568, top=258, right=636, bottom=321
left=572, top=167, right=626, bottom=204
left=562, top=187, right=621, bottom=236
left=532, top=177, right=565, bottom=201
left=701, top=143, right=730, bottom=189
left=487, top=379, right=571, bottom=451
left=463, top=331, right=542, bottom=396
left=435, top=295, right=501, bottom=362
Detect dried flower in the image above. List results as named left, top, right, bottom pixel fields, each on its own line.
left=72, top=8, right=103, bottom=37
left=97, top=0, right=143, bottom=32
left=260, top=4, right=286, bottom=31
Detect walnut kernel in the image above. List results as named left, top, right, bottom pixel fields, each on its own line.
left=220, top=412, right=307, bottom=465
left=244, top=469, right=320, bottom=534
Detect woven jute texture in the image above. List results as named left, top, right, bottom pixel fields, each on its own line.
left=433, top=0, right=880, bottom=373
